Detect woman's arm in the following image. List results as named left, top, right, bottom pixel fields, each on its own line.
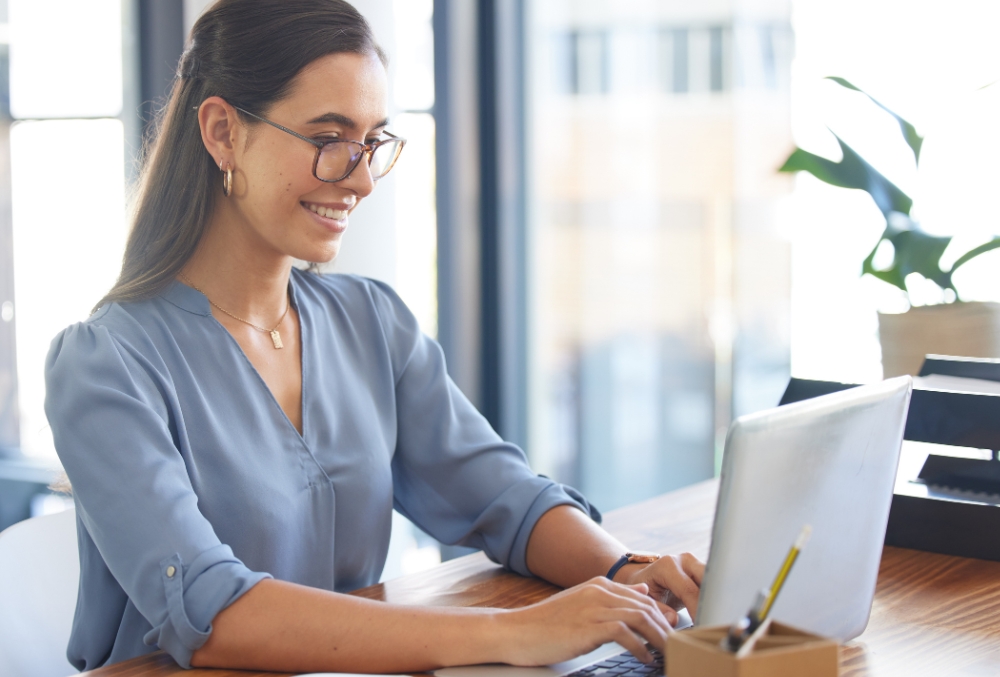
left=525, top=505, right=704, bottom=622
left=192, top=579, right=500, bottom=672
left=193, top=575, right=673, bottom=672
left=192, top=505, right=695, bottom=672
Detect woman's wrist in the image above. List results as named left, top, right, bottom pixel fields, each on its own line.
left=610, top=561, right=649, bottom=584
left=444, top=607, right=513, bottom=666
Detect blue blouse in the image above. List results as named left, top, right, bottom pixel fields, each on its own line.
left=44, top=270, right=596, bottom=671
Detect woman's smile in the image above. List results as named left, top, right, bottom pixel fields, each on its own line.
left=301, top=199, right=353, bottom=232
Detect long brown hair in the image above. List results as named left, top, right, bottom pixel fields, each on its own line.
left=95, top=0, right=387, bottom=312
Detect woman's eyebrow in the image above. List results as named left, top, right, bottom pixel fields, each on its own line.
left=306, top=112, right=390, bottom=130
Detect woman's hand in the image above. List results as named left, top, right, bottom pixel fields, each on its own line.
left=613, top=553, right=704, bottom=622
left=495, top=576, right=673, bottom=667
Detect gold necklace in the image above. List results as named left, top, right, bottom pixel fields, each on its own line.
left=180, top=275, right=290, bottom=349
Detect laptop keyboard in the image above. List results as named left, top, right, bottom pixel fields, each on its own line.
left=566, top=648, right=664, bottom=677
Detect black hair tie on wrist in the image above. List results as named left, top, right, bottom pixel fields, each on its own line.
left=606, top=552, right=661, bottom=580
left=606, top=554, right=633, bottom=580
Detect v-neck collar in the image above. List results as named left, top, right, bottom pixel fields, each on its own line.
left=161, top=279, right=212, bottom=316
left=162, top=273, right=303, bottom=317
left=166, top=271, right=311, bottom=445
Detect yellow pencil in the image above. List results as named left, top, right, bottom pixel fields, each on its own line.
left=759, top=524, right=812, bottom=621
left=723, top=524, right=812, bottom=652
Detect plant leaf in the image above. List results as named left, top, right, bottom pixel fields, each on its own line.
left=861, top=219, right=954, bottom=293
left=826, top=76, right=924, bottom=164
left=779, top=134, right=913, bottom=217
left=951, top=236, right=1000, bottom=272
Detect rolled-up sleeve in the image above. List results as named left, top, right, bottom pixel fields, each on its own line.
left=45, top=320, right=270, bottom=668
left=367, top=280, right=601, bottom=577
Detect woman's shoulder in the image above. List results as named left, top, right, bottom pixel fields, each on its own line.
left=293, top=269, right=415, bottom=323
left=50, top=304, right=145, bottom=362
left=293, top=268, right=394, bottom=299
left=45, top=307, right=164, bottom=409
left=47, top=289, right=198, bottom=377
left=293, top=271, right=424, bottom=371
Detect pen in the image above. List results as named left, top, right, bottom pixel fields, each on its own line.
left=722, top=524, right=812, bottom=653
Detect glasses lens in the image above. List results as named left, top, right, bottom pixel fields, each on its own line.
left=315, top=142, right=364, bottom=182
left=315, top=139, right=403, bottom=182
left=370, top=140, right=403, bottom=179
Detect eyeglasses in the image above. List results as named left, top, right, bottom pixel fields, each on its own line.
left=234, top=106, right=405, bottom=182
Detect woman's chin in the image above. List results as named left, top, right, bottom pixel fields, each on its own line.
left=286, top=239, right=341, bottom=266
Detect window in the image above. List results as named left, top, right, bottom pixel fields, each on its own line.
left=550, top=29, right=610, bottom=96
left=3, top=0, right=128, bottom=460
left=0, top=1, right=13, bottom=458
left=524, top=2, right=794, bottom=510
left=670, top=28, right=689, bottom=93
left=709, top=27, right=725, bottom=92
left=390, top=0, right=437, bottom=337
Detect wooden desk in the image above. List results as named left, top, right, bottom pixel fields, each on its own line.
left=82, top=479, right=1000, bottom=677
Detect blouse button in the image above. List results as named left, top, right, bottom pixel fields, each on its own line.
left=166, top=565, right=176, bottom=578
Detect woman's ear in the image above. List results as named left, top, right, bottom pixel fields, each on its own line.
left=197, top=96, right=239, bottom=168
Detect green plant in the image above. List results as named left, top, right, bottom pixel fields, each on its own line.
left=779, top=77, right=1000, bottom=303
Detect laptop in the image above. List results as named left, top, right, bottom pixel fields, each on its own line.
left=436, top=376, right=912, bottom=677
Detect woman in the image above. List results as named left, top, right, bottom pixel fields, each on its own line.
left=44, top=0, right=704, bottom=672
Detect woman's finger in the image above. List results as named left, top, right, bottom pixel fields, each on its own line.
left=603, top=578, right=671, bottom=608
left=592, top=581, right=671, bottom=626
left=590, top=587, right=673, bottom=640
left=650, top=557, right=701, bottom=616
left=604, top=621, right=654, bottom=663
left=617, top=607, right=670, bottom=650
left=577, top=576, right=681, bottom=636
left=652, top=599, right=679, bottom=626
left=680, top=552, right=705, bottom=586
left=587, top=578, right=652, bottom=608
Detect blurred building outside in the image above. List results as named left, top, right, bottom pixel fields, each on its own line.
left=525, top=0, right=794, bottom=510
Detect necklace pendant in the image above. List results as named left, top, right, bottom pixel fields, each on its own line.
left=270, top=329, right=284, bottom=349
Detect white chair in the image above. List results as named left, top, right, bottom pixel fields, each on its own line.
left=0, top=508, right=80, bottom=677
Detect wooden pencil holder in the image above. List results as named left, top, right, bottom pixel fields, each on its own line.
left=666, top=622, right=838, bottom=677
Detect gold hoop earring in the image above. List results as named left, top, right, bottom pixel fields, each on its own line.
left=220, top=160, right=233, bottom=197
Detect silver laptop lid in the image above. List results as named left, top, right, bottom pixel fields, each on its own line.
left=696, top=376, right=912, bottom=641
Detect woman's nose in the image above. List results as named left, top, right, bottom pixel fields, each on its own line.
left=339, top=152, right=377, bottom=198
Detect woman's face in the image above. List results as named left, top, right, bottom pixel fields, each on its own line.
left=224, top=51, right=389, bottom=264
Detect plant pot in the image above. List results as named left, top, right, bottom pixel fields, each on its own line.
left=878, top=302, right=1000, bottom=378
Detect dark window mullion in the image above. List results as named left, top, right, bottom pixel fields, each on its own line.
left=478, top=0, right=501, bottom=431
